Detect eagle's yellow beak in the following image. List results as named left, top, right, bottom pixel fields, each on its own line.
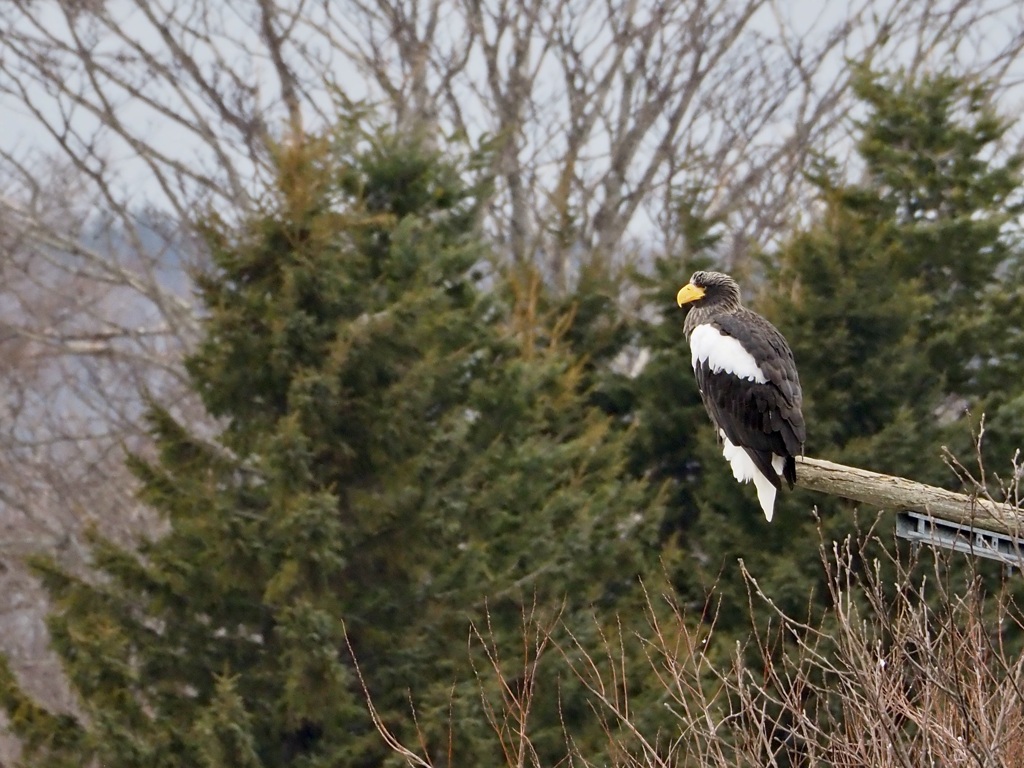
left=676, top=283, right=706, bottom=306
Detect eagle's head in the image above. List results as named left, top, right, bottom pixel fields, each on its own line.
left=676, top=270, right=742, bottom=309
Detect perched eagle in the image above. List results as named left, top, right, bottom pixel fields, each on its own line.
left=676, top=271, right=805, bottom=521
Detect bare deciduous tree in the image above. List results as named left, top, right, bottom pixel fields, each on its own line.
left=4, top=1, right=1024, bottom=276
left=325, top=0, right=1024, bottom=277
left=0, top=172, right=201, bottom=759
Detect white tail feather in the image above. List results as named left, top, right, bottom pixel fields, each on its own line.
left=720, top=432, right=785, bottom=521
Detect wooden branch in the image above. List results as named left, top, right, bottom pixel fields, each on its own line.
left=794, top=456, right=1024, bottom=536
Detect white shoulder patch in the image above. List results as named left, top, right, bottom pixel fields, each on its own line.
left=690, top=324, right=767, bottom=383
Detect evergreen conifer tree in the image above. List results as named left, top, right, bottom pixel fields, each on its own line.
left=0, top=126, right=663, bottom=766
left=766, top=66, right=1024, bottom=479
left=613, top=66, right=1024, bottom=766
left=634, top=66, right=1024, bottom=635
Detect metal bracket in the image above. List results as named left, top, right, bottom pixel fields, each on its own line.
left=895, top=510, right=1024, bottom=570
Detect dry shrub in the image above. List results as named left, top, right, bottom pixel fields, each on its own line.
left=372, top=523, right=1024, bottom=767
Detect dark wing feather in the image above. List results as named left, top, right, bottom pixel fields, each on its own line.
left=694, top=363, right=788, bottom=488
left=695, top=309, right=805, bottom=488
left=713, top=311, right=805, bottom=451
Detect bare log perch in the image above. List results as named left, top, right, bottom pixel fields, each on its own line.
left=795, top=456, right=1024, bottom=536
